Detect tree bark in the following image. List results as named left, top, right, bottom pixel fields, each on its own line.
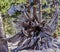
left=33, top=0, right=38, bottom=21
left=27, top=0, right=30, bottom=13
left=39, top=0, right=42, bottom=21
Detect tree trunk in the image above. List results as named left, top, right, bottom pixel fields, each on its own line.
left=39, top=0, right=42, bottom=22
left=33, top=0, right=38, bottom=21
left=27, top=0, right=30, bottom=13
left=0, top=13, right=8, bottom=52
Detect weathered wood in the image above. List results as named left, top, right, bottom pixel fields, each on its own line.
left=7, top=0, right=59, bottom=51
